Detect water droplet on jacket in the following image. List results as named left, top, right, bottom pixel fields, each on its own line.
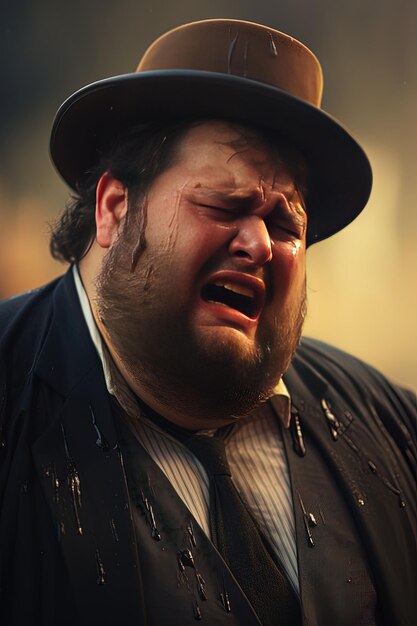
left=141, top=492, right=162, bottom=541
left=110, top=518, right=119, bottom=542
left=298, top=492, right=315, bottom=546
left=61, top=424, right=83, bottom=535
left=321, top=398, right=340, bottom=440
left=95, top=549, right=106, bottom=585
left=220, top=590, right=231, bottom=612
left=57, top=521, right=65, bottom=542
left=358, top=498, right=365, bottom=507
left=179, top=548, right=196, bottom=570
left=368, top=460, right=377, bottom=473
left=90, top=406, right=110, bottom=454
left=290, top=410, right=306, bottom=457
left=151, top=527, right=162, bottom=541
left=193, top=603, right=202, bottom=620
left=308, top=513, right=318, bottom=527
left=347, top=577, right=352, bottom=583
left=197, top=573, right=207, bottom=600
left=187, top=523, right=197, bottom=547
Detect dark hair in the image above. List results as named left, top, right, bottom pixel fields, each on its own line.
left=49, top=121, right=193, bottom=263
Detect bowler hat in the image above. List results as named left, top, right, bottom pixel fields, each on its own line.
left=50, top=19, right=372, bottom=245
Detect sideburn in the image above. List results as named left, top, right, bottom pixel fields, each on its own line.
left=130, top=198, right=149, bottom=271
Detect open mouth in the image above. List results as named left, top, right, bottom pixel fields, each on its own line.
left=200, top=272, right=265, bottom=320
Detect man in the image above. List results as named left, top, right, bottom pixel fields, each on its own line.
left=0, top=18, right=415, bottom=626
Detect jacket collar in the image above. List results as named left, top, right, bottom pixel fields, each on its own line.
left=34, top=267, right=100, bottom=396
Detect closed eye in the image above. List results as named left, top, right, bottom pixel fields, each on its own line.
left=266, top=215, right=305, bottom=239
left=195, top=203, right=237, bottom=219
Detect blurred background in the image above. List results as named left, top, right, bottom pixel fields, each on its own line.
left=1, top=0, right=416, bottom=389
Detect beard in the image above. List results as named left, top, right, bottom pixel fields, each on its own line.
left=95, top=227, right=306, bottom=424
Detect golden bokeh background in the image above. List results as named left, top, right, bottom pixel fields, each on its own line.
left=1, top=0, right=416, bottom=389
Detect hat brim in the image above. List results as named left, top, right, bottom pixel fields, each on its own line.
left=50, top=70, right=372, bottom=245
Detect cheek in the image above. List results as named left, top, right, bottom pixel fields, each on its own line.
left=271, top=241, right=306, bottom=297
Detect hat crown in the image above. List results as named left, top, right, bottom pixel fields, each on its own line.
left=137, top=19, right=323, bottom=107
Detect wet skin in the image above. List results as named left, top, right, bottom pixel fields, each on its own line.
left=140, top=121, right=307, bottom=357
left=89, top=120, right=308, bottom=428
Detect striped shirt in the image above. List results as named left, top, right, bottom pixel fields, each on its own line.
left=73, top=265, right=299, bottom=593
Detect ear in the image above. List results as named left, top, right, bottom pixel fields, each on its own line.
left=95, top=172, right=128, bottom=248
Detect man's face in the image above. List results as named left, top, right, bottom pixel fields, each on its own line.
left=97, top=121, right=307, bottom=426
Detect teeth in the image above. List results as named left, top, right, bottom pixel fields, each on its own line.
left=214, top=281, right=255, bottom=298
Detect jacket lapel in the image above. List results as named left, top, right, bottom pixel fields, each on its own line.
left=31, top=271, right=146, bottom=625
left=281, top=357, right=415, bottom=626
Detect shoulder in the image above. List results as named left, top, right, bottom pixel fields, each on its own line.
left=296, top=336, right=414, bottom=400
left=294, top=335, right=416, bottom=447
left=0, top=275, right=66, bottom=379
left=0, top=279, right=61, bottom=336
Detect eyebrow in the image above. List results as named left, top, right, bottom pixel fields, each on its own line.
left=196, top=189, right=262, bottom=210
left=191, top=185, right=306, bottom=214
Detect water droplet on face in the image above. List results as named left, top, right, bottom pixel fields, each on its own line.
left=292, top=241, right=301, bottom=256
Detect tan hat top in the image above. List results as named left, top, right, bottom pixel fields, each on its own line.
left=138, top=19, right=323, bottom=108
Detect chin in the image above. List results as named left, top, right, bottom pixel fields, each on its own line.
left=194, top=323, right=261, bottom=362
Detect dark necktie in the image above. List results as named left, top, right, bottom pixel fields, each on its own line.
left=186, top=433, right=301, bottom=626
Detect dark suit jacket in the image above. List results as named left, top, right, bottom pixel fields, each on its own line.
left=0, top=270, right=415, bottom=625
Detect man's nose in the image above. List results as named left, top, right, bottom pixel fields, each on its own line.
left=228, top=216, right=273, bottom=266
